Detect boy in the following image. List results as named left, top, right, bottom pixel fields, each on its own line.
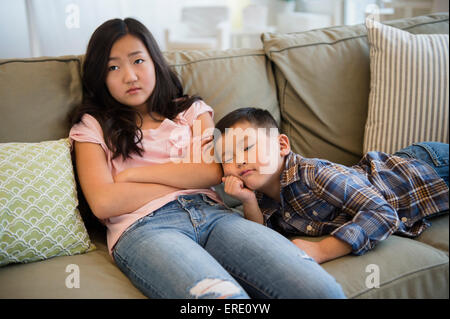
left=215, top=108, right=449, bottom=264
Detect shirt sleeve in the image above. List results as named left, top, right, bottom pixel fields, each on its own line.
left=256, top=191, right=280, bottom=229
left=309, top=164, right=401, bottom=255
left=181, top=100, right=214, bottom=127
left=69, top=114, right=109, bottom=155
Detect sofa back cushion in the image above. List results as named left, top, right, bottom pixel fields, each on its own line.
left=0, top=50, right=278, bottom=143
left=262, top=13, right=449, bottom=166
left=164, top=49, right=279, bottom=125
left=163, top=49, right=279, bottom=208
left=0, top=50, right=278, bottom=212
left=0, top=56, right=83, bottom=143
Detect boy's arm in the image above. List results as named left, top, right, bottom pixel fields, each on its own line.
left=241, top=194, right=264, bottom=224
left=292, top=236, right=352, bottom=264
left=310, top=165, right=400, bottom=256
left=114, top=112, right=223, bottom=189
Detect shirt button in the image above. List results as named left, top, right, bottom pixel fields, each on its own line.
left=306, top=225, right=313, bottom=232
left=285, top=212, right=291, bottom=218
left=312, top=211, right=318, bottom=216
left=401, top=217, right=408, bottom=223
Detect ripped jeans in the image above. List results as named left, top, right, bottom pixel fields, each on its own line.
left=112, top=194, right=346, bottom=299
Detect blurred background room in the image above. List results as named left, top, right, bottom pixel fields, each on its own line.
left=0, top=0, right=448, bottom=59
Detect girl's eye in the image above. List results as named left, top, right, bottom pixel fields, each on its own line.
left=134, top=58, right=144, bottom=64
left=108, top=65, right=118, bottom=71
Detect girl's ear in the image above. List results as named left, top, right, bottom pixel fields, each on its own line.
left=278, top=134, right=291, bottom=157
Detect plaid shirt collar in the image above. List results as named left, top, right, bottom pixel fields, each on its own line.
left=255, top=151, right=301, bottom=204
left=280, top=151, right=303, bottom=188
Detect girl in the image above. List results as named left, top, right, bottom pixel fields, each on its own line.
left=70, top=17, right=346, bottom=299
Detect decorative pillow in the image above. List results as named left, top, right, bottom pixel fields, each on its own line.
left=363, top=18, right=449, bottom=154
left=0, top=138, right=95, bottom=267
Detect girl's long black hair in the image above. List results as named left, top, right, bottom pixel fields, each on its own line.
left=71, top=18, right=201, bottom=160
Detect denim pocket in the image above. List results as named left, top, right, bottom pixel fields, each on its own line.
left=201, top=194, right=221, bottom=206
left=395, top=142, right=449, bottom=167
left=412, top=142, right=449, bottom=167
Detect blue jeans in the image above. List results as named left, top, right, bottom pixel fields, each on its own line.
left=112, top=194, right=346, bottom=299
left=393, top=142, right=449, bottom=187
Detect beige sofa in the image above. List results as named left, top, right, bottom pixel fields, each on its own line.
left=0, top=13, right=448, bottom=299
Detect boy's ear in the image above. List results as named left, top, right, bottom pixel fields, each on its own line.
left=278, top=134, right=291, bottom=156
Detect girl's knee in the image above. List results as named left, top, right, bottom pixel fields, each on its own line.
left=189, top=278, right=249, bottom=299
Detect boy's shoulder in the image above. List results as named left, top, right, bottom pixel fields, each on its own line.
left=283, top=151, right=332, bottom=173
left=256, top=153, right=333, bottom=205
left=281, top=151, right=352, bottom=189
left=281, top=151, right=323, bottom=186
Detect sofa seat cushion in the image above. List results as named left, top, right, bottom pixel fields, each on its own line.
left=228, top=205, right=448, bottom=298
left=293, top=234, right=448, bottom=298
left=2, top=213, right=448, bottom=298
left=0, top=232, right=145, bottom=298
left=415, top=213, right=449, bottom=255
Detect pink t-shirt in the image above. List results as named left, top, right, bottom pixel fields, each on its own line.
left=69, top=101, right=223, bottom=255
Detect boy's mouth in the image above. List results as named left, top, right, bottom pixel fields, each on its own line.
left=240, top=169, right=256, bottom=177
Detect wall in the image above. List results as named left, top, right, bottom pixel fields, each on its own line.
left=0, top=0, right=229, bottom=59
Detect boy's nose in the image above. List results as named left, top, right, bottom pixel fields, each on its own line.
left=237, top=160, right=247, bottom=168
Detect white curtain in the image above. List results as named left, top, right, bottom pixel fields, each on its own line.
left=0, top=0, right=181, bottom=59
left=26, top=0, right=126, bottom=57
left=0, top=0, right=31, bottom=59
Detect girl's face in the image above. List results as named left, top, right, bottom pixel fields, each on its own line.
left=106, top=34, right=156, bottom=113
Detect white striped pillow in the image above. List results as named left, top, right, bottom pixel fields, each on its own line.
left=363, top=18, right=449, bottom=154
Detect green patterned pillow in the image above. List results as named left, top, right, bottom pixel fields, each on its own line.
left=0, top=138, right=95, bottom=266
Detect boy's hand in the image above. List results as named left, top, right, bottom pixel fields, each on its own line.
left=222, top=175, right=256, bottom=203
left=223, top=175, right=264, bottom=224
left=292, top=239, right=325, bottom=264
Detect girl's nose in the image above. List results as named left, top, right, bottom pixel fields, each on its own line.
left=124, top=66, right=138, bottom=83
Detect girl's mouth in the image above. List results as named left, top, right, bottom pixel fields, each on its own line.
left=126, top=87, right=141, bottom=94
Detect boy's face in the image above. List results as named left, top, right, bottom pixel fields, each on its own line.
left=219, top=121, right=290, bottom=191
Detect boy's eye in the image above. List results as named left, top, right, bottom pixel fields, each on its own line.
left=244, top=144, right=254, bottom=152
left=223, top=156, right=233, bottom=163
left=223, top=154, right=233, bottom=163
left=108, top=65, right=118, bottom=71
left=134, top=58, right=144, bottom=64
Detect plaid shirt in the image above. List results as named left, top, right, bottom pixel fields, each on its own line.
left=255, top=151, right=449, bottom=255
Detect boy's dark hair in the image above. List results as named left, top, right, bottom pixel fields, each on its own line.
left=215, top=107, right=279, bottom=134
left=70, top=18, right=201, bottom=160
